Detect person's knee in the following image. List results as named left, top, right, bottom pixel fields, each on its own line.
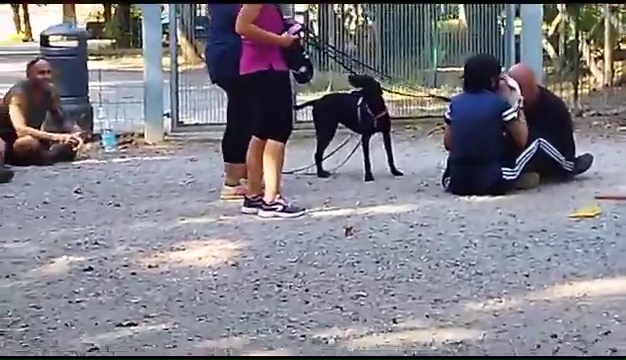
left=257, top=107, right=293, bottom=144
left=9, top=136, right=46, bottom=166
left=48, top=143, right=77, bottom=163
left=13, top=136, right=42, bottom=153
left=221, top=132, right=249, bottom=164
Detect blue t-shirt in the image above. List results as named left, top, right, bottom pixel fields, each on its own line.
left=205, top=4, right=242, bottom=83
left=444, top=90, right=519, bottom=194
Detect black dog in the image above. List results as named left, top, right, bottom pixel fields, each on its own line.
left=294, top=74, right=403, bottom=182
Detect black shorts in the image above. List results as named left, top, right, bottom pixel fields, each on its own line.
left=242, top=70, right=293, bottom=143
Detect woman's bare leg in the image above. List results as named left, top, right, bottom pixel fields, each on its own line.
left=246, top=136, right=265, bottom=196
left=262, top=139, right=285, bottom=202
left=224, top=163, right=246, bottom=186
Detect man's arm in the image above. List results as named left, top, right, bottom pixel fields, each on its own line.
left=443, top=103, right=452, bottom=150
left=502, top=99, right=528, bottom=149
left=49, top=87, right=82, bottom=134
left=549, top=96, right=576, bottom=160
left=8, top=90, right=58, bottom=141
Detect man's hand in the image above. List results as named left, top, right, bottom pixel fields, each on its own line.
left=499, top=75, right=523, bottom=109
left=51, top=133, right=84, bottom=150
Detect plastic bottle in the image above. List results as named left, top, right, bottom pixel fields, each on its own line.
left=99, top=108, right=117, bottom=153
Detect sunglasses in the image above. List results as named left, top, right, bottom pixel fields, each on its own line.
left=36, top=70, right=51, bottom=75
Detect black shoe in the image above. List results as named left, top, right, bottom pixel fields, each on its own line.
left=573, top=153, right=594, bottom=176
left=257, top=196, right=306, bottom=219
left=0, top=165, right=14, bottom=183
left=241, top=195, right=263, bottom=215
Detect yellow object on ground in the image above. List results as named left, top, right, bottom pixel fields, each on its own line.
left=569, top=204, right=602, bottom=219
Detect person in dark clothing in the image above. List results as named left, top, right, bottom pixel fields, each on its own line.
left=0, top=138, right=15, bottom=183
left=0, top=57, right=84, bottom=167
left=441, top=54, right=574, bottom=196
left=206, top=4, right=251, bottom=201
left=508, top=63, right=593, bottom=181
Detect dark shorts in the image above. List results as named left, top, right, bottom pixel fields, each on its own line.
left=241, top=70, right=293, bottom=144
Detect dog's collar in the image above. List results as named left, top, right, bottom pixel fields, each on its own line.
left=357, top=96, right=388, bottom=120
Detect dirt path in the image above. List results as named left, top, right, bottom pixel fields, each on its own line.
left=2, top=131, right=626, bottom=356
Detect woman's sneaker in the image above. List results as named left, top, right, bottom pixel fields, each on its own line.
left=573, top=153, right=594, bottom=176
left=241, top=195, right=264, bottom=215
left=258, top=196, right=306, bottom=219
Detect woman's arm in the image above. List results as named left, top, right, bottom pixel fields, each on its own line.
left=443, top=125, right=452, bottom=151
left=235, top=4, right=290, bottom=47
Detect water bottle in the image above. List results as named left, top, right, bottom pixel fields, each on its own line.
left=99, top=108, right=117, bottom=153
left=101, top=129, right=117, bottom=153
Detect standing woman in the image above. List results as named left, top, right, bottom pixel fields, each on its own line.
left=235, top=4, right=306, bottom=218
left=206, top=4, right=250, bottom=200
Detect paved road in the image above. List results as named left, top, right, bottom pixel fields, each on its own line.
left=1, top=131, right=626, bottom=355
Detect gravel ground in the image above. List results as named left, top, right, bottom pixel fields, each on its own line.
left=2, top=130, right=626, bottom=356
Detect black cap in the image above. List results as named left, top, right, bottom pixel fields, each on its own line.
left=462, top=53, right=501, bottom=79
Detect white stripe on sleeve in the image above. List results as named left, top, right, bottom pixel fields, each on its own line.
left=501, top=105, right=519, bottom=122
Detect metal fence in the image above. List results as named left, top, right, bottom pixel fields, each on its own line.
left=94, top=4, right=626, bottom=134
left=168, top=4, right=516, bottom=130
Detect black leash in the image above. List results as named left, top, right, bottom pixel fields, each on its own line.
left=282, top=28, right=452, bottom=176
left=306, top=32, right=452, bottom=103
left=282, top=134, right=359, bottom=175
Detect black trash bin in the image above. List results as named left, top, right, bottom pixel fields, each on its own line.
left=40, top=23, right=94, bottom=134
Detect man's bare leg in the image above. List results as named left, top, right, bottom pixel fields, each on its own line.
left=0, top=138, right=15, bottom=183
left=40, top=116, right=80, bottom=164
left=9, top=136, right=52, bottom=166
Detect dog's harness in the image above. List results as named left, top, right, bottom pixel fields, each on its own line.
left=355, top=93, right=388, bottom=132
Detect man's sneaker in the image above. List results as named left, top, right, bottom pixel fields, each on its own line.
left=0, top=165, right=14, bottom=184
left=573, top=153, right=594, bottom=176
left=257, top=196, right=306, bottom=219
left=220, top=183, right=247, bottom=201
left=515, top=172, right=540, bottom=190
left=241, top=195, right=263, bottom=215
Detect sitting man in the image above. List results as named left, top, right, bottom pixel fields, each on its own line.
left=0, top=57, right=84, bottom=167
left=508, top=63, right=593, bottom=181
left=441, top=54, right=575, bottom=196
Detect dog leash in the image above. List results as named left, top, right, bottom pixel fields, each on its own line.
left=282, top=28, right=451, bottom=176
left=306, top=32, right=452, bottom=104
left=282, top=134, right=359, bottom=175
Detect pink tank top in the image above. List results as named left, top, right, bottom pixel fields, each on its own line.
left=239, top=4, right=288, bottom=75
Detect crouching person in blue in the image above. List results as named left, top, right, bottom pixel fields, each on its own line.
left=441, top=54, right=574, bottom=196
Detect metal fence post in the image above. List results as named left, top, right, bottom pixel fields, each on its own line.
left=141, top=4, right=164, bottom=143
left=520, top=4, right=544, bottom=83
left=503, top=4, right=516, bottom=69
left=168, top=4, right=179, bottom=131
left=281, top=3, right=298, bottom=123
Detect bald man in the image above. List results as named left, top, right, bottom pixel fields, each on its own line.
left=0, top=57, right=85, bottom=166
left=508, top=63, right=593, bottom=181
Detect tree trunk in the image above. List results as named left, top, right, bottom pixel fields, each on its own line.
left=178, top=4, right=203, bottom=64
left=103, top=4, right=112, bottom=22
left=21, top=3, right=32, bottom=42
left=10, top=3, right=22, bottom=35
left=177, top=30, right=203, bottom=64
left=114, top=4, right=131, bottom=48
left=62, top=4, right=77, bottom=25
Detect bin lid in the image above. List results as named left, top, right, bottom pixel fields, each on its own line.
left=40, top=23, right=91, bottom=39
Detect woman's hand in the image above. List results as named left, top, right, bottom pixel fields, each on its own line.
left=278, top=33, right=299, bottom=48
